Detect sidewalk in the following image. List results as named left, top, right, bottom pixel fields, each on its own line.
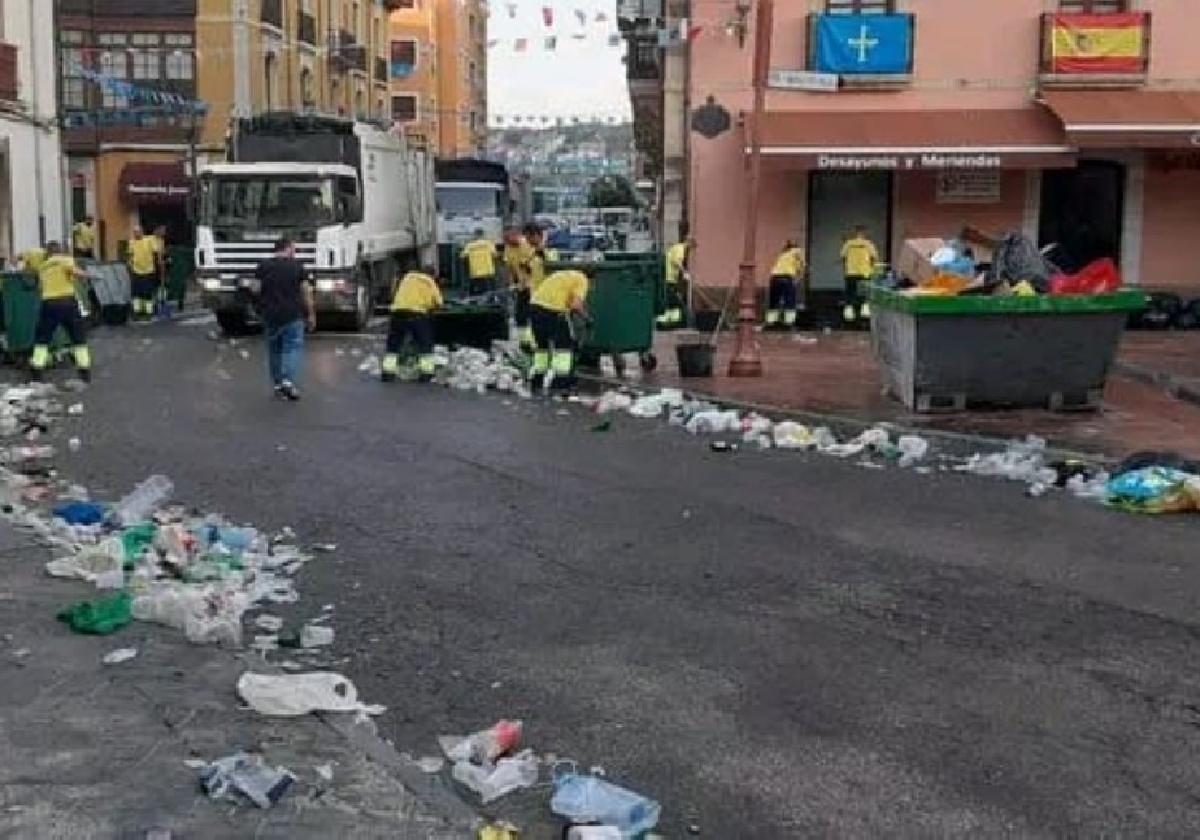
left=0, top=521, right=474, bottom=840
left=635, top=329, right=1200, bottom=459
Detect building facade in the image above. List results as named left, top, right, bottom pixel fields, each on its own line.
left=388, top=0, right=487, bottom=157
left=0, top=0, right=67, bottom=262
left=58, top=0, right=396, bottom=259
left=661, top=0, right=1200, bottom=302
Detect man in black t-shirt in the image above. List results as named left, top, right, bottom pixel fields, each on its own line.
left=253, top=237, right=315, bottom=401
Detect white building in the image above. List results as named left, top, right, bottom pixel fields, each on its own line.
left=0, top=0, right=66, bottom=263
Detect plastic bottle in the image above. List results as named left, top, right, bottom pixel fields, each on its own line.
left=113, top=475, right=174, bottom=526
left=550, top=773, right=661, bottom=838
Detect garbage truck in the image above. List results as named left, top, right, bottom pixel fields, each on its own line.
left=195, top=112, right=436, bottom=333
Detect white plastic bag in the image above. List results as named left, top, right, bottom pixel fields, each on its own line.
left=236, top=672, right=386, bottom=717
left=451, top=749, right=539, bottom=804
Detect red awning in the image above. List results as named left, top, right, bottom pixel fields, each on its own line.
left=1041, top=90, right=1200, bottom=149
left=750, top=107, right=1076, bottom=170
left=119, top=161, right=191, bottom=204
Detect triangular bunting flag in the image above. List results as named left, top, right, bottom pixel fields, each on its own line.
left=595, top=11, right=607, bottom=22
left=575, top=9, right=587, bottom=26
left=608, top=33, right=621, bottom=47
left=545, top=36, right=557, bottom=50
left=514, top=37, right=528, bottom=51
left=506, top=2, right=517, bottom=18
left=542, top=6, right=554, bottom=26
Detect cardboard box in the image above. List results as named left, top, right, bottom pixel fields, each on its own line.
left=897, top=238, right=946, bottom=286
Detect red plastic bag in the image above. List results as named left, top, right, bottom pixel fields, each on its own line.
left=1049, top=258, right=1121, bottom=295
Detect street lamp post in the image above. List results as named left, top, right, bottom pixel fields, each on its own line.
left=727, top=0, right=773, bottom=378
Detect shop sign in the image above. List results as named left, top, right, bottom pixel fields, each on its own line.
left=768, top=69, right=839, bottom=92
left=125, top=183, right=191, bottom=199
left=936, top=171, right=1001, bottom=204
left=816, top=152, right=1004, bottom=171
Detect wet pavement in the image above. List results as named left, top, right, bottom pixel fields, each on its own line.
left=38, top=321, right=1200, bottom=837
left=641, top=330, right=1200, bottom=459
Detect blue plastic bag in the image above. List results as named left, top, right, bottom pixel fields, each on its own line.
left=550, top=772, right=661, bottom=838
left=52, top=501, right=108, bottom=526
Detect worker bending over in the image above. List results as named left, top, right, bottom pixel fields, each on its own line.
left=127, top=226, right=160, bottom=321
left=31, top=242, right=91, bottom=381
left=840, top=225, right=879, bottom=324
left=461, top=229, right=498, bottom=296
left=382, top=266, right=442, bottom=383
left=658, top=237, right=691, bottom=329
left=765, top=240, right=805, bottom=330
left=529, top=267, right=589, bottom=393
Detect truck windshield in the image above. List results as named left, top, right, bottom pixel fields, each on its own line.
left=200, top=176, right=343, bottom=228
left=436, top=186, right=501, bottom=217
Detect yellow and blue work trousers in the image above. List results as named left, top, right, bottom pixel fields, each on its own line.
left=382, top=310, right=436, bottom=381
left=31, top=297, right=91, bottom=373
left=765, top=275, right=798, bottom=329
left=656, top=280, right=686, bottom=329
left=529, top=304, right=576, bottom=390
left=130, top=271, right=159, bottom=319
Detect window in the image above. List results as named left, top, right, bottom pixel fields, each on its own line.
left=390, top=39, right=417, bottom=76
left=165, top=34, right=195, bottom=81
left=395, top=0, right=416, bottom=8
left=392, top=94, right=417, bottom=123
left=825, top=0, right=892, bottom=13
left=97, top=33, right=129, bottom=109
left=264, top=55, right=277, bottom=109
left=60, top=30, right=87, bottom=110
left=1058, top=0, right=1127, bottom=11
left=300, top=68, right=314, bottom=106
left=131, top=33, right=161, bottom=81
left=353, top=2, right=360, bottom=39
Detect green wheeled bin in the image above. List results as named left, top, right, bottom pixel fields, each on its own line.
left=576, top=259, right=659, bottom=374
left=870, top=286, right=1146, bottom=412
left=165, top=245, right=193, bottom=310
left=1, top=271, right=41, bottom=361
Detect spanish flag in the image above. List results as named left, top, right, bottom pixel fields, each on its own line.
left=1049, top=13, right=1146, bottom=74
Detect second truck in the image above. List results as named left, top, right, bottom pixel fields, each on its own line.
left=195, top=113, right=436, bottom=333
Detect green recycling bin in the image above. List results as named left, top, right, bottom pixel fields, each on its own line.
left=2, top=271, right=41, bottom=357
left=571, top=259, right=660, bottom=372
left=165, top=245, right=193, bottom=307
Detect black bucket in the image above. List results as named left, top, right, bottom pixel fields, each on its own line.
left=676, top=342, right=715, bottom=377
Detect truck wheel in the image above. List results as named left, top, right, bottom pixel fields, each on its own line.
left=353, top=284, right=371, bottom=331
left=217, top=311, right=251, bottom=337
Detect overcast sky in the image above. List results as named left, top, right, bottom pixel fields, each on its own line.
left=487, top=0, right=632, bottom=124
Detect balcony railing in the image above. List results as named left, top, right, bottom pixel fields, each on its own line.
left=1039, top=11, right=1150, bottom=85
left=626, top=36, right=661, bottom=82
left=329, top=31, right=368, bottom=72
left=297, top=12, right=317, bottom=45
left=0, top=43, right=17, bottom=102
left=261, top=0, right=283, bottom=29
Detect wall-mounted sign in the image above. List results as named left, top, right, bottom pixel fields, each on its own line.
left=936, top=170, right=1002, bottom=204
left=767, top=69, right=838, bottom=92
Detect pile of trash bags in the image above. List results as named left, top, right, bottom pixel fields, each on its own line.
left=1104, top=452, right=1200, bottom=515
left=434, top=346, right=530, bottom=396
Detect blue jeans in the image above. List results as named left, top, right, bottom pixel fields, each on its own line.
left=266, top=319, right=305, bottom=386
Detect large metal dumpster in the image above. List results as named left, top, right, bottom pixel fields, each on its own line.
left=870, top=286, right=1146, bottom=412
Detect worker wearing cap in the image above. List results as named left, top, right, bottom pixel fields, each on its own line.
left=657, top=238, right=691, bottom=329
left=765, top=240, right=805, bottom=330
left=461, top=229, right=498, bottom=296
left=503, top=227, right=536, bottom=349
left=382, top=266, right=442, bottom=383
left=18, top=245, right=47, bottom=274
left=840, top=225, right=879, bottom=324
left=30, top=241, right=91, bottom=381
left=127, top=226, right=160, bottom=321
left=529, top=267, right=589, bottom=393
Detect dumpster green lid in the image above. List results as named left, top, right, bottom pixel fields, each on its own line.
left=868, top=286, right=1147, bottom=315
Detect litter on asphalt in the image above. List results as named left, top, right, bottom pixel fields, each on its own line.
left=236, top=671, right=386, bottom=717
left=198, top=751, right=295, bottom=809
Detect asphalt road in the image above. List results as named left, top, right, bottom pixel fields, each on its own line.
left=49, top=321, right=1200, bottom=838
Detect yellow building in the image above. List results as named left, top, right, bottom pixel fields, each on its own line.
left=388, top=0, right=487, bottom=157
left=198, top=0, right=396, bottom=148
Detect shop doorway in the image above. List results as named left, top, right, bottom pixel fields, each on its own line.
left=807, top=171, right=892, bottom=291
left=1038, top=161, right=1124, bottom=274
left=138, top=204, right=192, bottom=249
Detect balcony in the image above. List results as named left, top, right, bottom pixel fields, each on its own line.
left=0, top=43, right=17, bottom=102
left=805, top=13, right=914, bottom=89
left=329, top=31, right=368, bottom=73
left=260, top=0, right=283, bottom=29
left=297, top=12, right=317, bottom=45
left=1039, top=12, right=1150, bottom=88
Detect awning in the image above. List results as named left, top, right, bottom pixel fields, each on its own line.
left=750, top=107, right=1076, bottom=170
left=1041, top=91, right=1200, bottom=149
left=119, top=161, right=191, bottom=204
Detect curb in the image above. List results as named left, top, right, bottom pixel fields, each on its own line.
left=1113, top=360, right=1200, bottom=409
left=577, top=373, right=1114, bottom=465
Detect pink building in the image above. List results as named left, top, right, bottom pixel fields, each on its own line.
left=683, top=0, right=1200, bottom=307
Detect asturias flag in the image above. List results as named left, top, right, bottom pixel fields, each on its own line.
left=813, top=14, right=912, bottom=75
left=1050, top=13, right=1146, bottom=73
